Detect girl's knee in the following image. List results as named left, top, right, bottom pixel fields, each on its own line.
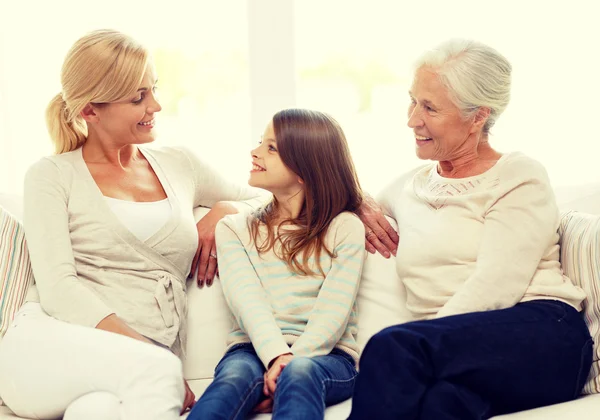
left=217, top=358, right=263, bottom=382
left=279, top=357, right=317, bottom=382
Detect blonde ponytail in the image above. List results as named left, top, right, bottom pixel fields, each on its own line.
left=45, top=93, right=87, bottom=154
left=47, top=29, right=149, bottom=154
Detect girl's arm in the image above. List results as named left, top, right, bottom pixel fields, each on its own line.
left=290, top=213, right=366, bottom=357
left=216, top=217, right=291, bottom=368
left=178, top=147, right=270, bottom=283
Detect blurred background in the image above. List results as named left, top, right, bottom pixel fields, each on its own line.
left=1, top=0, right=598, bottom=195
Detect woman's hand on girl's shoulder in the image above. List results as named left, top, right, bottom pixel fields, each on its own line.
left=357, top=195, right=399, bottom=258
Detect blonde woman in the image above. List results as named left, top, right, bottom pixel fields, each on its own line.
left=0, top=29, right=262, bottom=419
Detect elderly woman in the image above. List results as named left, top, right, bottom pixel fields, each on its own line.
left=350, top=39, right=593, bottom=419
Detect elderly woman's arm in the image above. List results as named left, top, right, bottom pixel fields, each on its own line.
left=357, top=166, right=426, bottom=257
left=436, top=161, right=560, bottom=318
left=356, top=194, right=398, bottom=258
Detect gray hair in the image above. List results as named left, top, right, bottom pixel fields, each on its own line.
left=414, top=39, right=512, bottom=134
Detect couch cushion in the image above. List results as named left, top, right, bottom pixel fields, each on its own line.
left=184, top=207, right=232, bottom=380
left=554, top=183, right=600, bottom=215
left=559, top=211, right=600, bottom=394
left=0, top=195, right=22, bottom=222
left=0, top=208, right=34, bottom=342
left=354, top=217, right=414, bottom=350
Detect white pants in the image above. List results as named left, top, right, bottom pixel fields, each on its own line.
left=0, top=303, right=185, bottom=420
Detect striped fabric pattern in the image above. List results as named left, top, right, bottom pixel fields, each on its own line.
left=216, top=211, right=365, bottom=368
left=559, top=211, right=600, bottom=394
left=0, top=207, right=34, bottom=340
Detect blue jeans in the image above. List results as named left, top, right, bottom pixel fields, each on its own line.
left=348, top=300, right=593, bottom=420
left=188, top=343, right=358, bottom=420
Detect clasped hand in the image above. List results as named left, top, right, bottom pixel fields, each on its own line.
left=252, top=353, right=295, bottom=414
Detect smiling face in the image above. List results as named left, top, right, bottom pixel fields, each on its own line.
left=88, top=64, right=161, bottom=147
left=249, top=120, right=302, bottom=195
left=407, top=66, right=481, bottom=162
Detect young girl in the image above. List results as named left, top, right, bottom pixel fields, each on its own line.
left=188, top=109, right=366, bottom=420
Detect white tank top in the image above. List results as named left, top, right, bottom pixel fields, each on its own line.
left=104, top=197, right=172, bottom=242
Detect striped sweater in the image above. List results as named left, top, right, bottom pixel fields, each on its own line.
left=216, top=211, right=366, bottom=368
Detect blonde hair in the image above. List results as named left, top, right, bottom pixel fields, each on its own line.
left=46, top=29, right=149, bottom=154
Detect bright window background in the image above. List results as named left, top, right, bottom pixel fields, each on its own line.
left=1, top=0, right=599, bottom=196
left=0, top=0, right=250, bottom=193
left=294, top=0, right=600, bottom=195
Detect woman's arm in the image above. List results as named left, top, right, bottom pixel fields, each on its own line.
left=178, top=147, right=269, bottom=284
left=356, top=194, right=398, bottom=258
left=216, top=217, right=290, bottom=368
left=358, top=166, right=426, bottom=257
left=436, top=161, right=559, bottom=318
left=290, top=214, right=366, bottom=357
left=24, top=159, right=115, bottom=328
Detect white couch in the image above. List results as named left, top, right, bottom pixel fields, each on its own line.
left=1, top=182, right=599, bottom=420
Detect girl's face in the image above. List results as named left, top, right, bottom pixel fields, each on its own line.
left=249, top=120, right=302, bottom=195
left=89, top=65, right=161, bottom=147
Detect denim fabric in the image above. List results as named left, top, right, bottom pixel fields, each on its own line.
left=188, top=343, right=358, bottom=420
left=348, top=300, right=593, bottom=420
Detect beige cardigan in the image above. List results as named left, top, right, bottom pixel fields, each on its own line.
left=23, top=146, right=263, bottom=356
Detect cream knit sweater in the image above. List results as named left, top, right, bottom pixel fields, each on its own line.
left=378, top=152, right=586, bottom=319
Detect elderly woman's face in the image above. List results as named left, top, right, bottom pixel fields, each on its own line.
left=408, top=67, right=479, bottom=162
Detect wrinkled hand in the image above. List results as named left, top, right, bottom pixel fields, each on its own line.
left=264, top=353, right=294, bottom=397
left=190, top=203, right=232, bottom=287
left=357, top=195, right=399, bottom=258
left=181, top=380, right=195, bottom=414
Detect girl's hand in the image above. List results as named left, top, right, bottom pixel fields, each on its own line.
left=264, top=353, right=294, bottom=397
left=181, top=380, right=196, bottom=414
left=357, top=195, right=399, bottom=258
left=189, top=202, right=236, bottom=287
left=252, top=397, right=274, bottom=414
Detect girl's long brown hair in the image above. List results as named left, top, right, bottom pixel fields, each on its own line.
left=249, top=109, right=363, bottom=277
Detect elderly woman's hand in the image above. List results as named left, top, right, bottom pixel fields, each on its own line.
left=357, top=195, right=399, bottom=258
left=189, top=201, right=237, bottom=287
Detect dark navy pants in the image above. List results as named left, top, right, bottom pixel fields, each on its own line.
left=348, top=300, right=593, bottom=420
